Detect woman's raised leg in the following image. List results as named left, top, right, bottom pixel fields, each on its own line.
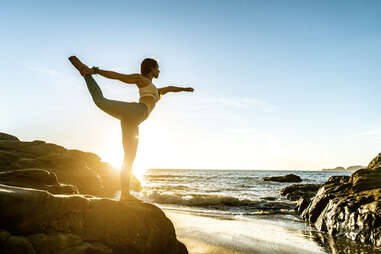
left=84, top=75, right=148, bottom=122
left=84, top=75, right=124, bottom=119
left=69, top=56, right=148, bottom=122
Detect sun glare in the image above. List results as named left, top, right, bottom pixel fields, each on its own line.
left=99, top=125, right=151, bottom=182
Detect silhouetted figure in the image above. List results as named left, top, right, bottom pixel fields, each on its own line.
left=69, top=56, right=194, bottom=201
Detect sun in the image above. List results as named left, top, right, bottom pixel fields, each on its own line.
left=99, top=126, right=150, bottom=182
left=96, top=118, right=176, bottom=183
left=102, top=151, right=147, bottom=182
left=131, top=165, right=147, bottom=182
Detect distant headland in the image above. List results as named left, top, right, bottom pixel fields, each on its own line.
left=321, top=165, right=364, bottom=172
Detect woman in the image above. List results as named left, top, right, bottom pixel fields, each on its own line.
left=68, top=56, right=194, bottom=201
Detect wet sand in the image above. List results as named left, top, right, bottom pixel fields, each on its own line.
left=162, top=208, right=326, bottom=254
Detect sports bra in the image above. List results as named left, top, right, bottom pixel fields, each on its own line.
left=138, top=82, right=160, bottom=102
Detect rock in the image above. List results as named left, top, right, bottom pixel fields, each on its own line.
left=10, top=158, right=52, bottom=170
left=0, top=229, right=11, bottom=245
left=0, top=168, right=58, bottom=185
left=45, top=184, right=79, bottom=195
left=0, top=133, right=20, bottom=141
left=0, top=133, right=141, bottom=196
left=261, top=196, right=276, bottom=201
left=300, top=153, right=381, bottom=247
left=28, top=233, right=112, bottom=254
left=263, top=174, right=302, bottom=183
left=0, top=150, right=21, bottom=169
left=307, top=230, right=381, bottom=254
left=4, top=235, right=36, bottom=254
left=0, top=169, right=78, bottom=194
left=0, top=229, right=114, bottom=254
left=0, top=184, right=188, bottom=254
left=280, top=183, right=322, bottom=201
left=62, top=242, right=112, bottom=254
left=326, top=175, right=350, bottom=184
left=349, top=166, right=381, bottom=192
left=296, top=196, right=310, bottom=214
left=368, top=152, right=381, bottom=169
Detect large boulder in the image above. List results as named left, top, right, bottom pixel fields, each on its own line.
left=0, top=134, right=141, bottom=196
left=301, top=153, right=381, bottom=247
left=263, top=174, right=302, bottom=183
left=0, top=184, right=188, bottom=254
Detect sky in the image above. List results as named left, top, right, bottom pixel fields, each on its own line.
left=1, top=1, right=381, bottom=175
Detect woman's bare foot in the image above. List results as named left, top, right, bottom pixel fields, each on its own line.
left=68, top=56, right=93, bottom=77
left=120, top=193, right=143, bottom=202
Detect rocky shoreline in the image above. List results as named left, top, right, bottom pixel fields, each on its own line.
left=0, top=133, right=187, bottom=254
left=281, top=154, right=381, bottom=247
left=1, top=131, right=379, bottom=252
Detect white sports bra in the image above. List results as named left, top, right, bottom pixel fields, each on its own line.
left=138, top=82, right=160, bottom=102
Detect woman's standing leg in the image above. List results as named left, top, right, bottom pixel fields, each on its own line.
left=120, top=120, right=140, bottom=200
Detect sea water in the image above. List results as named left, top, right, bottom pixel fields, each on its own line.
left=137, top=169, right=351, bottom=215
left=115, top=169, right=378, bottom=253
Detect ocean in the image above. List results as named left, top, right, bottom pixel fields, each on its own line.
left=135, top=169, right=351, bottom=215
left=115, top=169, right=378, bottom=254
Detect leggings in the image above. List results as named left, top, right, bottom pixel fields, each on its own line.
left=84, top=75, right=148, bottom=192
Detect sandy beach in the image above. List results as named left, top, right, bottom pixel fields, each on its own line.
left=162, top=208, right=326, bottom=254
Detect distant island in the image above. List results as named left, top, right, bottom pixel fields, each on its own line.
left=321, top=165, right=364, bottom=171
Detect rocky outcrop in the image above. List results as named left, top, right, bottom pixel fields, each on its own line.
left=0, top=132, right=141, bottom=196
left=263, top=174, right=302, bottom=183
left=0, top=133, right=188, bottom=253
left=368, top=152, right=381, bottom=169
left=0, top=168, right=78, bottom=194
left=300, top=153, right=381, bottom=247
left=280, top=183, right=322, bottom=201
left=0, top=184, right=188, bottom=254
left=0, top=133, right=19, bottom=141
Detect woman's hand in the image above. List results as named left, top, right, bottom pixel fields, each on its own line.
left=91, top=66, right=100, bottom=74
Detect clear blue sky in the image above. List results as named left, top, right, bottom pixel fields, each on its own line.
left=1, top=1, right=380, bottom=172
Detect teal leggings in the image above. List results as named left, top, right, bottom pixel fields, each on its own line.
left=84, top=75, right=148, bottom=192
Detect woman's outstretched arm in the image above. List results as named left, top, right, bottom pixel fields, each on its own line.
left=92, top=67, right=142, bottom=85
left=158, top=86, right=194, bottom=96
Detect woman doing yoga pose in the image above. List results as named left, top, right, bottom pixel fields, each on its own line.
left=68, top=56, right=194, bottom=201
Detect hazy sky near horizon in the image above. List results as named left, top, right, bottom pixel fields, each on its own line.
left=1, top=1, right=381, bottom=173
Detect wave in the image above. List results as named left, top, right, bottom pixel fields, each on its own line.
left=142, top=184, right=193, bottom=191
left=143, top=184, right=249, bottom=193
left=142, top=191, right=295, bottom=212
left=145, top=174, right=198, bottom=178
left=145, top=174, right=261, bottom=180
left=144, top=174, right=208, bottom=182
